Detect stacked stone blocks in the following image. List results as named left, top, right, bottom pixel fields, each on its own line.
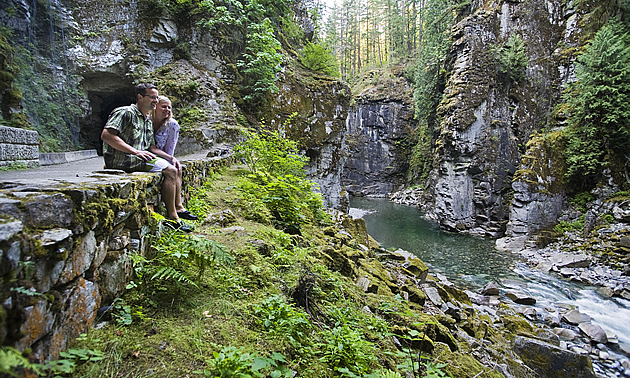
left=0, top=125, right=39, bottom=168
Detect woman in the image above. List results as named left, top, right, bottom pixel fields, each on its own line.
left=151, top=96, right=198, bottom=221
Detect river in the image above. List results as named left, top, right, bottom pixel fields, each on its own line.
left=349, top=196, right=630, bottom=349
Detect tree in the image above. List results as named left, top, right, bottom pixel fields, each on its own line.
left=562, top=18, right=630, bottom=191
left=299, top=42, right=340, bottom=77
left=237, top=18, right=283, bottom=105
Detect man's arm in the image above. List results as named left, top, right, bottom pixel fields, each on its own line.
left=101, top=128, right=155, bottom=161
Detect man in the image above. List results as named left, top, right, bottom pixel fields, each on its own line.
left=101, top=83, right=196, bottom=232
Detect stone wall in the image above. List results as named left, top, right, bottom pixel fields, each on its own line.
left=0, top=157, right=228, bottom=363
left=0, top=125, right=39, bottom=168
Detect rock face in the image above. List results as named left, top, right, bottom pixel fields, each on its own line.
left=422, top=0, right=581, bottom=237
left=343, top=69, right=415, bottom=197
left=0, top=0, right=350, bottom=209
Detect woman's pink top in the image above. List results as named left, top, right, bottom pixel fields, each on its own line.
left=154, top=118, right=180, bottom=157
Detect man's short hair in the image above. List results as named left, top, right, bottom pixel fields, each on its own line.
left=136, top=83, right=157, bottom=97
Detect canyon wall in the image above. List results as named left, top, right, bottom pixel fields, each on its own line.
left=343, top=70, right=414, bottom=197
left=421, top=0, right=587, bottom=237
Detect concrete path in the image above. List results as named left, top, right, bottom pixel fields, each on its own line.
left=0, top=150, right=212, bottom=188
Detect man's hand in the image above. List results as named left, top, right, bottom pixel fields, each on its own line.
left=133, top=149, right=156, bottom=162
left=102, top=128, right=154, bottom=161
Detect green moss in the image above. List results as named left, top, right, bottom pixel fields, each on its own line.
left=433, top=342, right=504, bottom=378
left=502, top=314, right=535, bottom=338
left=513, top=131, right=566, bottom=194
left=30, top=238, right=47, bottom=257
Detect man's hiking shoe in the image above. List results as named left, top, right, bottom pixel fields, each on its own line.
left=164, top=219, right=193, bottom=233
left=177, top=210, right=199, bottom=221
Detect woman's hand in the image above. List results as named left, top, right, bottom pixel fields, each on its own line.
left=171, top=157, right=182, bottom=171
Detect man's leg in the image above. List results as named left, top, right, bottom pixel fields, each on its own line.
left=147, top=158, right=179, bottom=220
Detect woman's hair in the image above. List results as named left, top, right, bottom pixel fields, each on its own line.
left=150, top=96, right=172, bottom=125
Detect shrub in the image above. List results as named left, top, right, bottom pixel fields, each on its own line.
left=233, top=127, right=328, bottom=229
left=317, top=325, right=377, bottom=376
left=252, top=295, right=312, bottom=348
left=494, top=34, right=527, bottom=82
left=237, top=19, right=283, bottom=105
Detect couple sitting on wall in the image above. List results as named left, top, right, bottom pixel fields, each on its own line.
left=101, top=83, right=198, bottom=232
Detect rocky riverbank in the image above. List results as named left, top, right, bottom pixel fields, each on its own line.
left=388, top=186, right=630, bottom=377
left=381, top=245, right=630, bottom=378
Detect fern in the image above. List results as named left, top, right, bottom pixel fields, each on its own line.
left=132, top=227, right=234, bottom=293
left=150, top=266, right=198, bottom=287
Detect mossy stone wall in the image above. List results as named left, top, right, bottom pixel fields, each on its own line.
left=0, top=157, right=228, bottom=362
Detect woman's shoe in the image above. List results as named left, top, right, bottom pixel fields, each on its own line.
left=164, top=219, right=193, bottom=233
left=177, top=210, right=199, bottom=221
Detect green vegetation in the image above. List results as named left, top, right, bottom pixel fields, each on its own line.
left=299, top=42, right=340, bottom=77
left=553, top=215, right=585, bottom=234
left=196, top=0, right=294, bottom=108
left=561, top=18, right=630, bottom=192
left=408, top=0, right=458, bottom=126
left=0, top=336, right=104, bottom=377
left=1, top=5, right=83, bottom=152
left=0, top=26, right=24, bottom=128
left=406, top=124, right=433, bottom=186
left=232, top=128, right=328, bottom=231
left=493, top=34, right=527, bottom=83
left=570, top=192, right=594, bottom=213
left=237, top=19, right=284, bottom=105
left=0, top=161, right=29, bottom=171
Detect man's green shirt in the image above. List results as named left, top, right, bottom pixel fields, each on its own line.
left=103, top=104, right=155, bottom=172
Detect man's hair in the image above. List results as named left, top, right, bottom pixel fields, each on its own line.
left=136, top=83, right=157, bottom=96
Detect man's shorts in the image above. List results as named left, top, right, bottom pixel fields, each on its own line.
left=143, top=157, right=170, bottom=172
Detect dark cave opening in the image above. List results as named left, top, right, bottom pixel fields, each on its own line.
left=82, top=84, right=136, bottom=155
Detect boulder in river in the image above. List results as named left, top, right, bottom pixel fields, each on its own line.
left=549, top=252, right=591, bottom=269
left=552, top=327, right=578, bottom=341
left=505, top=291, right=536, bottom=305
left=561, top=310, right=591, bottom=325
left=578, top=323, right=608, bottom=344
left=480, top=281, right=500, bottom=296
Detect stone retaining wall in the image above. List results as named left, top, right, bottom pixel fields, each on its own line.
left=0, top=125, right=39, bottom=168
left=39, top=150, right=99, bottom=166
left=0, top=156, right=228, bottom=363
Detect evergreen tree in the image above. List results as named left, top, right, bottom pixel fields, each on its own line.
left=411, top=0, right=457, bottom=124
left=563, top=18, right=630, bottom=191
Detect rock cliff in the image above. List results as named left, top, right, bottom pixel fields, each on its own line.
left=422, top=0, right=578, bottom=237
left=343, top=68, right=415, bottom=197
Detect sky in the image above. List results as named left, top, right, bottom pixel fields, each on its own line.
left=319, top=0, right=338, bottom=20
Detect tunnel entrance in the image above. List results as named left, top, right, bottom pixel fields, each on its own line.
left=80, top=79, right=136, bottom=155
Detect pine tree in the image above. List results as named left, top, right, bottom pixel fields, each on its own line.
left=563, top=18, right=630, bottom=191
